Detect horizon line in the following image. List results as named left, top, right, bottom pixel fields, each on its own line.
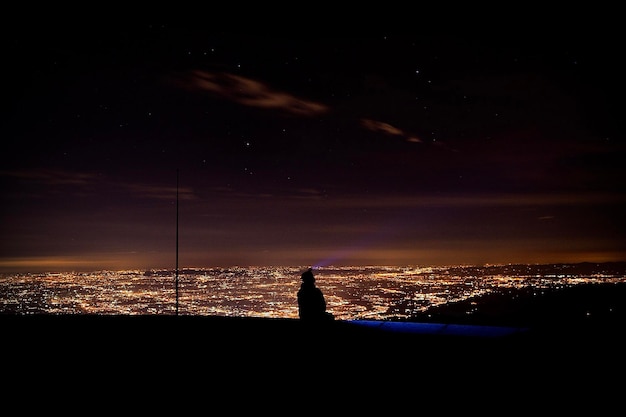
left=3, top=259, right=626, bottom=275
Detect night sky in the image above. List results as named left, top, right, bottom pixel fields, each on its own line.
left=2, top=26, right=624, bottom=272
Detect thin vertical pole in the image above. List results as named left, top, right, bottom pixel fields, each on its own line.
left=175, top=168, right=179, bottom=316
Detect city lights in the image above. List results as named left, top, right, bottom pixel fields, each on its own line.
left=2, top=264, right=624, bottom=320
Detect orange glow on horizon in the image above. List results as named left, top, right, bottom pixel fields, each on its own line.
left=1, top=246, right=624, bottom=274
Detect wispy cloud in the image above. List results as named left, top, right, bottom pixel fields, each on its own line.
left=121, top=183, right=196, bottom=200
left=2, top=169, right=99, bottom=186
left=176, top=71, right=423, bottom=144
left=180, top=70, right=329, bottom=116
left=360, top=118, right=422, bottom=143
left=288, top=192, right=626, bottom=209
left=3, top=168, right=196, bottom=201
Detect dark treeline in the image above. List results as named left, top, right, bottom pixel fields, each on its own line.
left=409, top=281, right=626, bottom=329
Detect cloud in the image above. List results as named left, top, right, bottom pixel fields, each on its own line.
left=2, top=169, right=196, bottom=201
left=179, top=70, right=329, bottom=116
left=176, top=71, right=425, bottom=144
left=122, top=183, right=196, bottom=201
left=2, top=169, right=99, bottom=186
left=296, top=192, right=626, bottom=210
left=360, top=118, right=422, bottom=143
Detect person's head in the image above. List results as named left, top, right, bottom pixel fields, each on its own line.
left=301, top=268, right=315, bottom=284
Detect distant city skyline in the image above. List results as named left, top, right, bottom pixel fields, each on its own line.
left=3, top=28, right=624, bottom=273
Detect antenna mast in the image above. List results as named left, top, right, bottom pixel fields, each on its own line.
left=175, top=168, right=179, bottom=316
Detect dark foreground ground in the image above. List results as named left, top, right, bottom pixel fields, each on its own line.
left=3, top=282, right=625, bottom=410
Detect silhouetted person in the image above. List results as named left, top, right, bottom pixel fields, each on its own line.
left=297, top=268, right=334, bottom=321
